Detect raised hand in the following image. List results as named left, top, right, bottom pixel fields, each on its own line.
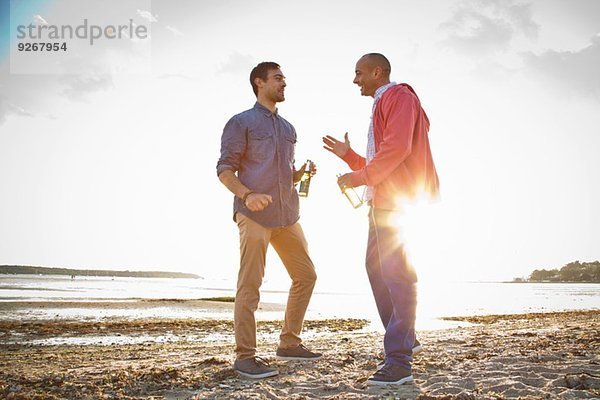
left=322, top=132, right=351, bottom=158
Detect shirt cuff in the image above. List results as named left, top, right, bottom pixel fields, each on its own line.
left=216, top=164, right=235, bottom=176
left=350, top=171, right=365, bottom=187
left=341, top=148, right=359, bottom=164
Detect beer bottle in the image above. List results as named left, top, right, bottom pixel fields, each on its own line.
left=298, top=160, right=313, bottom=197
left=336, top=173, right=363, bottom=208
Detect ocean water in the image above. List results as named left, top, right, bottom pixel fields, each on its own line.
left=1, top=274, right=598, bottom=331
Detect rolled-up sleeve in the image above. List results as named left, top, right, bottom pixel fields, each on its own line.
left=216, top=116, right=246, bottom=176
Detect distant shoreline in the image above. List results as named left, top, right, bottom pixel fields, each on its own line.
left=512, top=261, right=599, bottom=283
left=0, top=265, right=201, bottom=279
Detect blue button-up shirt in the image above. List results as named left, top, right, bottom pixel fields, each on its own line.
left=217, top=102, right=299, bottom=228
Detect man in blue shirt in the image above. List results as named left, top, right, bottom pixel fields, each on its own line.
left=217, top=62, right=320, bottom=379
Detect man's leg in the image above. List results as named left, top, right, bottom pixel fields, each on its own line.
left=366, top=207, right=394, bottom=329
left=234, top=213, right=271, bottom=360
left=367, top=207, right=422, bottom=366
left=269, top=222, right=317, bottom=350
left=373, top=208, right=417, bottom=370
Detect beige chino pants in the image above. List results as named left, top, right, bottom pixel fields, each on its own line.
left=234, top=212, right=317, bottom=360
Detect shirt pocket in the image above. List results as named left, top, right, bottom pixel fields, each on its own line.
left=247, top=130, right=274, bottom=161
left=282, top=131, right=297, bottom=163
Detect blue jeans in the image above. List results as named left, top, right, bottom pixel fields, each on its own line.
left=366, top=207, right=417, bottom=370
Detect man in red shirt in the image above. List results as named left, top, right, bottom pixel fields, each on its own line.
left=323, top=53, right=439, bottom=385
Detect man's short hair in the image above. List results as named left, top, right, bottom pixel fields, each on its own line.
left=250, top=62, right=281, bottom=96
left=363, top=53, right=391, bottom=76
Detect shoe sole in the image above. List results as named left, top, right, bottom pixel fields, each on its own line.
left=367, top=375, right=413, bottom=386
left=275, top=355, right=322, bottom=361
left=235, top=369, right=279, bottom=379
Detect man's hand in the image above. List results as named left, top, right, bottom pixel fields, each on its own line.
left=245, top=193, right=273, bottom=212
left=322, top=132, right=351, bottom=158
left=218, top=170, right=272, bottom=212
left=337, top=173, right=354, bottom=189
left=294, top=161, right=318, bottom=183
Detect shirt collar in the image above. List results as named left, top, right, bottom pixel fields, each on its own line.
left=374, top=81, right=396, bottom=102
left=254, top=101, right=278, bottom=117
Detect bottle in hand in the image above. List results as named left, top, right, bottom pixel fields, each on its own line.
left=336, top=173, right=363, bottom=208
left=298, top=160, right=313, bottom=197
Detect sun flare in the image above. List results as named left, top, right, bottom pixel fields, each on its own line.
left=386, top=201, right=443, bottom=283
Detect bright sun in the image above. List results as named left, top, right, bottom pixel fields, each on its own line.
left=386, top=201, right=444, bottom=283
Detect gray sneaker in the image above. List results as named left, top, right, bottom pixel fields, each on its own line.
left=367, top=363, right=413, bottom=386
left=233, top=357, right=278, bottom=379
left=275, top=344, right=322, bottom=360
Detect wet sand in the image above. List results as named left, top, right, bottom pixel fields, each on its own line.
left=0, top=298, right=283, bottom=313
left=0, top=302, right=598, bottom=399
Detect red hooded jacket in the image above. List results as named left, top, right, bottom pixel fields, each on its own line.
left=343, top=83, right=440, bottom=210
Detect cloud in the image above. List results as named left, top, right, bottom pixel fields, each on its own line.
left=165, top=25, right=184, bottom=37
left=503, top=2, right=538, bottom=39
left=0, top=73, right=45, bottom=124
left=439, top=8, right=513, bottom=55
left=437, top=0, right=597, bottom=99
left=59, top=74, right=114, bottom=102
left=33, top=14, right=48, bottom=25
left=136, top=9, right=157, bottom=23
left=0, top=102, right=8, bottom=125
left=217, top=52, right=254, bottom=76
left=522, top=33, right=600, bottom=99
left=0, top=67, right=114, bottom=125
left=8, top=103, right=34, bottom=117
left=0, top=99, right=28, bottom=124
left=157, top=73, right=193, bottom=81
left=439, top=0, right=539, bottom=56
left=0, top=2, right=152, bottom=125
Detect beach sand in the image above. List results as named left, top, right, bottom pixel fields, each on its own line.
left=0, top=300, right=598, bottom=399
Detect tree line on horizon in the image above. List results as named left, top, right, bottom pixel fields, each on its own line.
left=0, top=265, right=200, bottom=279
left=515, top=261, right=600, bottom=283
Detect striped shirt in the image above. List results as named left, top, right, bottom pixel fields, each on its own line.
left=365, top=81, right=396, bottom=201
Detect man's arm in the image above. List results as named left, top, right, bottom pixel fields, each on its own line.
left=216, top=116, right=272, bottom=212
left=348, top=92, right=417, bottom=187
left=218, top=170, right=272, bottom=212
left=322, top=132, right=366, bottom=171
left=293, top=165, right=304, bottom=184
left=218, top=169, right=251, bottom=200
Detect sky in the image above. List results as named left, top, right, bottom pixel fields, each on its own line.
left=0, top=0, right=598, bottom=291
